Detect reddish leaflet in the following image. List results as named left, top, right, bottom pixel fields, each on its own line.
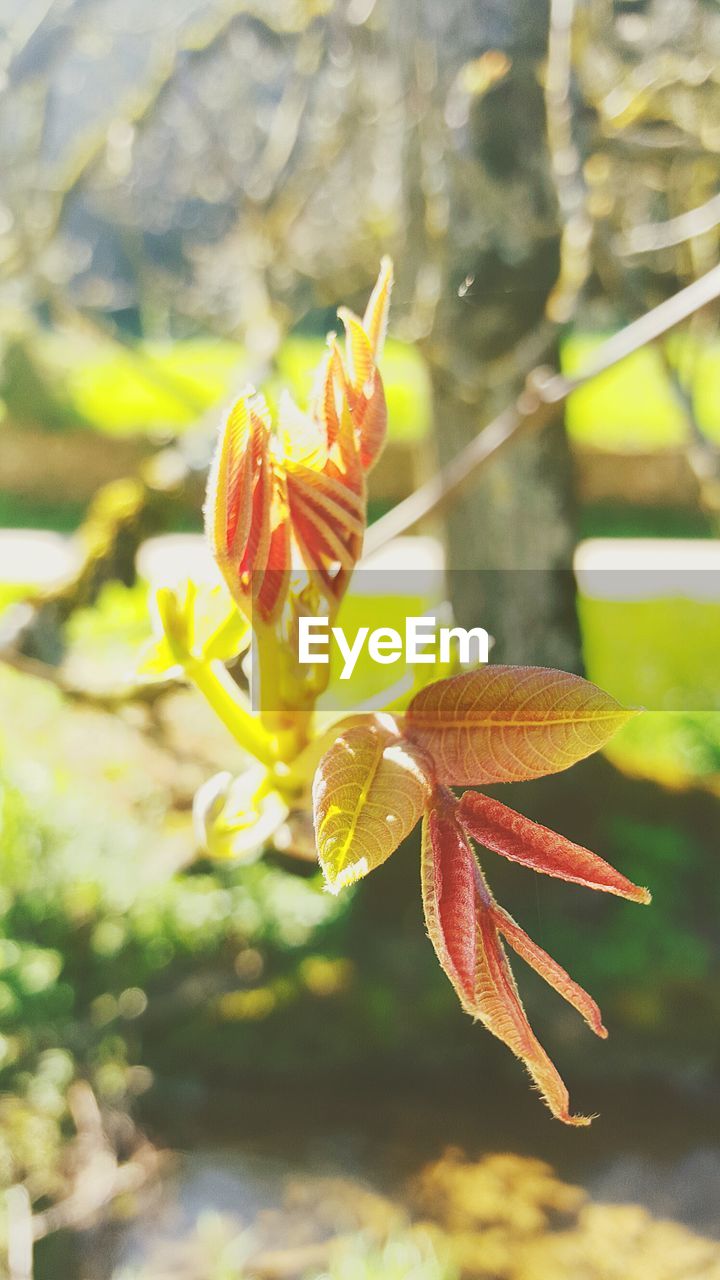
left=196, top=259, right=651, bottom=1125
left=205, top=259, right=392, bottom=621
left=313, top=679, right=650, bottom=1126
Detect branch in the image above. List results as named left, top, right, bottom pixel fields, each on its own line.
left=30, top=1083, right=161, bottom=1243
left=617, top=192, right=720, bottom=256
left=3, top=1082, right=162, bottom=1275
left=659, top=337, right=720, bottom=521
left=544, top=0, right=592, bottom=325
left=13, top=4, right=280, bottom=264
left=364, top=262, right=720, bottom=553
left=0, top=646, right=176, bottom=711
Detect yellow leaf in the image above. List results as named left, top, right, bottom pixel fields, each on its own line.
left=136, top=636, right=182, bottom=681
left=139, top=581, right=249, bottom=682
left=194, top=766, right=288, bottom=862
left=313, top=718, right=431, bottom=893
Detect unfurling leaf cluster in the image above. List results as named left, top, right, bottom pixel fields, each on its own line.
left=205, top=258, right=392, bottom=623
left=313, top=666, right=650, bottom=1125
left=144, top=259, right=651, bottom=1125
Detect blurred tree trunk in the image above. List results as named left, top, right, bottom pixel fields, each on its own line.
left=421, top=0, right=583, bottom=671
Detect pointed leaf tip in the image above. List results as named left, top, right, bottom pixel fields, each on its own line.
left=337, top=307, right=374, bottom=394
left=336, top=275, right=390, bottom=472
left=362, top=257, right=394, bottom=361
left=420, top=786, right=603, bottom=1125
left=475, top=893, right=595, bottom=1127
left=491, top=901, right=607, bottom=1039
left=458, top=790, right=652, bottom=905
left=405, top=666, right=638, bottom=785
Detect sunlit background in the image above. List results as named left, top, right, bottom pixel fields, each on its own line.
left=1, top=1, right=720, bottom=1276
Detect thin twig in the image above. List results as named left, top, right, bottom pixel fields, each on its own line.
left=559, top=264, right=720, bottom=391
left=364, top=262, right=720, bottom=553
left=659, top=337, right=720, bottom=521
left=363, top=374, right=558, bottom=554
left=544, top=0, right=592, bottom=324
left=618, top=191, right=720, bottom=256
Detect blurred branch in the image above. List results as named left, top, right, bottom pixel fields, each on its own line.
left=252, top=32, right=323, bottom=202
left=659, top=341, right=720, bottom=525
left=365, top=261, right=720, bottom=552
left=5, top=0, right=91, bottom=86
left=618, top=191, right=720, bottom=256
left=4, top=1083, right=161, bottom=1273
left=5, top=3, right=298, bottom=279
left=261, top=19, right=356, bottom=247
left=0, top=465, right=196, bottom=676
left=604, top=128, right=709, bottom=158
left=247, top=1238, right=349, bottom=1279
left=31, top=1082, right=161, bottom=1243
left=0, top=644, right=175, bottom=711
left=544, top=0, right=593, bottom=324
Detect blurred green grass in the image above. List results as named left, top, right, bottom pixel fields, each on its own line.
left=562, top=332, right=720, bottom=450
left=578, top=594, right=720, bottom=713
left=577, top=593, right=720, bottom=791
left=602, top=711, right=720, bottom=792
left=10, top=332, right=431, bottom=442
left=4, top=326, right=719, bottom=453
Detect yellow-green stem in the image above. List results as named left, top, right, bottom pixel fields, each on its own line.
left=185, top=657, right=276, bottom=768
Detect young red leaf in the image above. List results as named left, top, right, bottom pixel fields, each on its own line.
left=206, top=262, right=394, bottom=621
left=337, top=307, right=374, bottom=394
left=421, top=786, right=477, bottom=1005
left=353, top=367, right=388, bottom=472
left=421, top=786, right=599, bottom=1125
left=205, top=395, right=254, bottom=585
left=325, top=341, right=362, bottom=480
left=404, top=666, right=638, bottom=785
left=457, top=790, right=651, bottom=904
left=472, top=873, right=593, bottom=1126
left=286, top=461, right=366, bottom=600
left=313, top=351, right=341, bottom=450
left=313, top=719, right=431, bottom=893
left=206, top=395, right=291, bottom=623
left=252, top=467, right=291, bottom=624
left=286, top=461, right=366, bottom=541
left=336, top=306, right=388, bottom=472
left=362, top=255, right=393, bottom=361
left=490, top=901, right=607, bottom=1038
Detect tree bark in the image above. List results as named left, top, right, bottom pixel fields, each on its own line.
left=422, top=4, right=583, bottom=671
